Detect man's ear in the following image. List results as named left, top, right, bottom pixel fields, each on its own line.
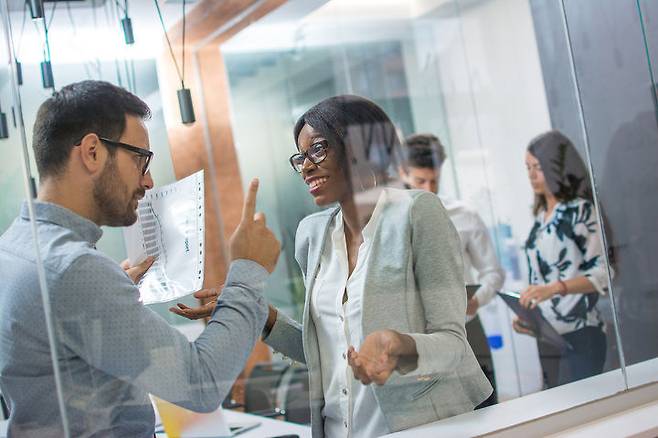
left=77, top=133, right=105, bottom=175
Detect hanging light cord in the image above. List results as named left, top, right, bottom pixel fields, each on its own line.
left=113, top=0, right=128, bottom=18
left=153, top=0, right=186, bottom=89
left=14, top=1, right=27, bottom=59
left=43, top=1, right=57, bottom=62
left=182, top=0, right=186, bottom=88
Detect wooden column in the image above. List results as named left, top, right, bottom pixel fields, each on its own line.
left=157, top=0, right=288, bottom=405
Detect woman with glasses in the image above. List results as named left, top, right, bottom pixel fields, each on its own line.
left=173, top=95, right=491, bottom=437
left=514, top=130, right=609, bottom=387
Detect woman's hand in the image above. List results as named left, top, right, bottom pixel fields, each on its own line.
left=169, top=288, right=221, bottom=320
left=519, top=283, right=559, bottom=309
left=347, top=330, right=417, bottom=385
left=512, top=317, right=536, bottom=337
left=466, top=297, right=479, bottom=316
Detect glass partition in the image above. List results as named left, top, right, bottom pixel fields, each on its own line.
left=219, top=0, right=628, bottom=412
left=0, top=1, right=209, bottom=436
left=556, top=0, right=658, bottom=388
left=0, top=0, right=657, bottom=436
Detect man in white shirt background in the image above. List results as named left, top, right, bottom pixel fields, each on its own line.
left=397, top=133, right=505, bottom=406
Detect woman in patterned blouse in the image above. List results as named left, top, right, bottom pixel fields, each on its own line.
left=513, top=130, right=609, bottom=387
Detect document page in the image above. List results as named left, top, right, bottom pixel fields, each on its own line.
left=123, top=170, right=205, bottom=304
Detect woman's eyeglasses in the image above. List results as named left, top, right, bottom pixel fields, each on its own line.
left=289, top=140, right=329, bottom=173
left=98, top=137, right=154, bottom=176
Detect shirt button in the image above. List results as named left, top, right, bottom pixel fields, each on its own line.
left=344, top=421, right=348, bottom=428
left=339, top=315, right=344, bottom=321
left=342, top=352, right=347, bottom=360
left=342, top=388, right=348, bottom=395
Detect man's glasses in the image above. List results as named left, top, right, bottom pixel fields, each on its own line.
left=289, top=140, right=329, bottom=173
left=98, top=137, right=154, bottom=176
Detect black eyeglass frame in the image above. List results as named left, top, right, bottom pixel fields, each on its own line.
left=289, top=140, right=330, bottom=173
left=98, top=136, right=154, bottom=176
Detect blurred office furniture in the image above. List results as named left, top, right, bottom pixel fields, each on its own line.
left=224, top=361, right=311, bottom=424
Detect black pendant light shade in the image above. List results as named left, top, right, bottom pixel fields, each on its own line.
left=41, top=61, right=54, bottom=88
left=16, top=61, right=23, bottom=86
left=177, top=88, right=195, bottom=124
left=28, top=0, right=44, bottom=19
left=0, top=111, right=9, bottom=139
left=121, top=17, right=135, bottom=45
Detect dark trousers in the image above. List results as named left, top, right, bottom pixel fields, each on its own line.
left=466, top=317, right=497, bottom=408
left=538, top=326, right=607, bottom=388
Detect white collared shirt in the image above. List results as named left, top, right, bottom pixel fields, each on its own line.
left=310, top=192, right=389, bottom=438
left=440, top=195, right=505, bottom=307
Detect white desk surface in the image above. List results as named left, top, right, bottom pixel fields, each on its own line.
left=0, top=410, right=310, bottom=438
left=210, top=409, right=310, bottom=438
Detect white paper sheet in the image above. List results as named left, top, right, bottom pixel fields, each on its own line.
left=122, top=170, right=205, bottom=304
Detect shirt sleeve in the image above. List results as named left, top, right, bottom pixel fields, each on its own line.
left=575, top=201, right=610, bottom=295
left=467, top=213, right=506, bottom=307
left=52, top=255, right=268, bottom=413
left=399, top=192, right=469, bottom=380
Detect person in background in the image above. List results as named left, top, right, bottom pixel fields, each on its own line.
left=515, top=130, right=608, bottom=387
left=173, top=96, right=492, bottom=437
left=397, top=134, right=505, bottom=407
left=398, top=134, right=505, bottom=317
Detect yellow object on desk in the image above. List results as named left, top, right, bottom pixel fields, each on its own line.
left=152, top=396, right=233, bottom=438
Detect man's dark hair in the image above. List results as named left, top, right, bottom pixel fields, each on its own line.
left=32, top=80, right=151, bottom=178
left=401, top=133, right=446, bottom=169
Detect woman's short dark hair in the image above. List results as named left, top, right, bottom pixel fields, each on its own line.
left=32, top=80, right=151, bottom=179
left=293, top=95, right=400, bottom=174
left=401, top=133, right=447, bottom=169
left=527, top=130, right=593, bottom=215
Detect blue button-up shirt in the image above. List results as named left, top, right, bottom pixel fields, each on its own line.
left=0, top=201, right=268, bottom=437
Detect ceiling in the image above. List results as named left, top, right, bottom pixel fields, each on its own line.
left=2, top=0, right=198, bottom=63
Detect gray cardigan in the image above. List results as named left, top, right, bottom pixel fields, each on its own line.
left=264, top=188, right=492, bottom=437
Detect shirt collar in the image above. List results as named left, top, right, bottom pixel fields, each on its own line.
left=20, top=201, right=103, bottom=245
left=333, top=188, right=387, bottom=243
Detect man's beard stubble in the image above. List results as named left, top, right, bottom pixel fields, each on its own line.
left=92, top=156, right=144, bottom=227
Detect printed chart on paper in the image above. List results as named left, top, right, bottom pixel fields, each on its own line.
left=123, top=170, right=205, bottom=304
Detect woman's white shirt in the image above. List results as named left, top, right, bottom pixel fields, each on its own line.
left=310, top=192, right=389, bottom=438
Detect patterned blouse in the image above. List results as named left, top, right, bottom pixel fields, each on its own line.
left=525, top=198, right=608, bottom=335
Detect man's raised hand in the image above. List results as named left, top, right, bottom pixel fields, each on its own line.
left=228, top=178, right=281, bottom=273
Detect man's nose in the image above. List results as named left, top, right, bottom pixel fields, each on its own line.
left=143, top=171, right=154, bottom=190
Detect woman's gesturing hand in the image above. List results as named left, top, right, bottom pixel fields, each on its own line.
left=347, top=329, right=418, bottom=385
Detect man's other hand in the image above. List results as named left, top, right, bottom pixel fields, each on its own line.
left=229, top=178, right=281, bottom=273
left=120, top=256, right=155, bottom=284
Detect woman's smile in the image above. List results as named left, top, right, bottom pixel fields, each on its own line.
left=306, top=176, right=329, bottom=195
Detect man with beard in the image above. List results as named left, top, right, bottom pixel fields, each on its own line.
left=0, top=80, right=280, bottom=437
